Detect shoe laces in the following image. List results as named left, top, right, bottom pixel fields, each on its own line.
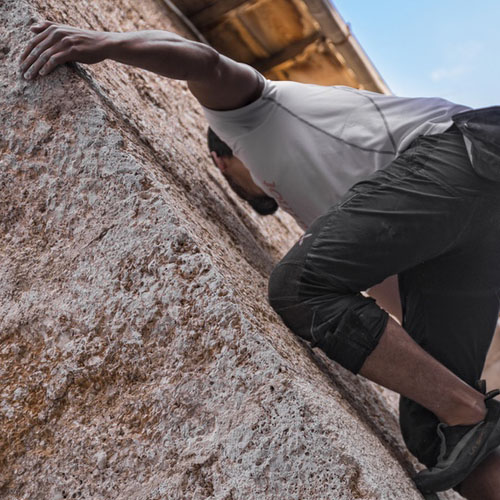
left=475, top=379, right=500, bottom=401
left=485, top=389, right=500, bottom=401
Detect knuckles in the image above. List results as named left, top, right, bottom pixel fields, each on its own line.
left=47, top=25, right=73, bottom=40
left=63, top=35, right=79, bottom=46
left=24, top=22, right=88, bottom=72
left=51, top=28, right=66, bottom=38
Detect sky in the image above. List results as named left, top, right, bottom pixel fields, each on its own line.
left=331, top=0, right=499, bottom=108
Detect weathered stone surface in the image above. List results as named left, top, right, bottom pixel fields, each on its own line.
left=1, top=0, right=461, bottom=499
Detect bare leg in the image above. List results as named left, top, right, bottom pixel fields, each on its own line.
left=459, top=449, right=500, bottom=500
left=361, top=292, right=500, bottom=494
left=482, top=319, right=500, bottom=390
left=359, top=317, right=487, bottom=426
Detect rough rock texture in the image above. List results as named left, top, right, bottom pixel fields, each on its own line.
left=0, top=1, right=461, bottom=499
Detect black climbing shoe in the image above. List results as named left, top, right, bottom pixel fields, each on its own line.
left=414, top=385, right=500, bottom=493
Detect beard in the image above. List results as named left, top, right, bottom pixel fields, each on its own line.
left=223, top=172, right=278, bottom=215
left=247, top=195, right=279, bottom=215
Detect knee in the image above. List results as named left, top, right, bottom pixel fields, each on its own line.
left=269, top=260, right=389, bottom=374
left=268, top=261, right=315, bottom=342
left=268, top=261, right=298, bottom=311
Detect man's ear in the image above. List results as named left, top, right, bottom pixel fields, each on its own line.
left=210, top=151, right=228, bottom=173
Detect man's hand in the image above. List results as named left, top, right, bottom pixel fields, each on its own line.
left=20, top=21, right=112, bottom=80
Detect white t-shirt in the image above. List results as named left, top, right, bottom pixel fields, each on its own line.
left=202, top=75, right=471, bottom=228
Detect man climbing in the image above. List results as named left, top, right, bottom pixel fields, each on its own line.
left=20, top=20, right=500, bottom=498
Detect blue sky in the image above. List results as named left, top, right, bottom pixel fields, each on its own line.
left=332, top=0, right=499, bottom=108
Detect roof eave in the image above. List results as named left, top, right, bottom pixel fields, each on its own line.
left=302, top=0, right=391, bottom=94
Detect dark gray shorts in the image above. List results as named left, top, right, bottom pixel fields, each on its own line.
left=268, top=125, right=500, bottom=468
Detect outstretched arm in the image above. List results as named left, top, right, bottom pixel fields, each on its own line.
left=20, top=21, right=263, bottom=111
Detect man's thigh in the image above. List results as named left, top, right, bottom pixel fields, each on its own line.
left=298, top=128, right=485, bottom=295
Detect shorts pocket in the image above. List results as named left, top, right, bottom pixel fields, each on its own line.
left=453, top=106, right=500, bottom=182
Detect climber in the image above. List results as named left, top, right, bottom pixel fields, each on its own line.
left=19, top=20, right=500, bottom=498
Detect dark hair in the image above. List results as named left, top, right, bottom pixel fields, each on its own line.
left=207, top=128, right=279, bottom=216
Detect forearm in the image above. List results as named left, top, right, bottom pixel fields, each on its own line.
left=106, top=30, right=220, bottom=82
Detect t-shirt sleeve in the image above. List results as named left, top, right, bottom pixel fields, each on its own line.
left=201, top=72, right=275, bottom=154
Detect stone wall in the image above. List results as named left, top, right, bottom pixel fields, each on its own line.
left=0, top=0, right=461, bottom=498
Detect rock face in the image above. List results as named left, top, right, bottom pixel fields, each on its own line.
left=0, top=1, right=461, bottom=499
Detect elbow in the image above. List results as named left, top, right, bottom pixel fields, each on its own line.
left=182, top=42, right=221, bottom=82
left=203, top=44, right=222, bottom=80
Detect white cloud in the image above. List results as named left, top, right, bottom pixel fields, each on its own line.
left=430, top=65, right=468, bottom=82
left=455, top=40, right=483, bottom=59
left=431, top=39, right=483, bottom=82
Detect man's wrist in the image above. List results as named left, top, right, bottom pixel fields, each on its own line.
left=102, top=31, right=127, bottom=61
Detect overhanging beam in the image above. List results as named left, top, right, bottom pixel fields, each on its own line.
left=191, top=0, right=249, bottom=28
left=301, top=0, right=390, bottom=93
left=253, top=31, right=322, bottom=73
